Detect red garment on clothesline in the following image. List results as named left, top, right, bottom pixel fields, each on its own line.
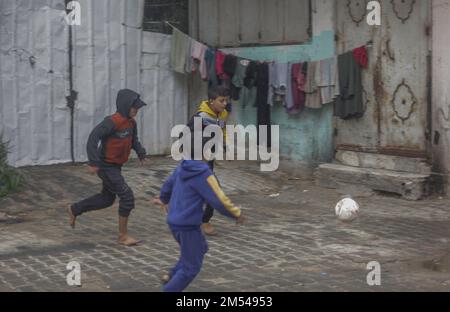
left=353, top=46, right=368, bottom=68
left=215, top=51, right=229, bottom=79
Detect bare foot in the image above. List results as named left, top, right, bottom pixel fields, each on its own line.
left=67, top=205, right=76, bottom=229
left=118, top=235, right=140, bottom=246
left=161, top=273, right=171, bottom=285
left=201, top=223, right=217, bottom=236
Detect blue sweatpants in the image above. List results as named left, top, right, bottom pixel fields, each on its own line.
left=163, top=227, right=209, bottom=292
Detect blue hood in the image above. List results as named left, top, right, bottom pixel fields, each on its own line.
left=159, top=159, right=241, bottom=229
left=179, top=160, right=210, bottom=180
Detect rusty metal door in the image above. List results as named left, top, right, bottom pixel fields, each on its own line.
left=335, top=0, right=431, bottom=158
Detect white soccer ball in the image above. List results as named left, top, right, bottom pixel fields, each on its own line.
left=335, top=198, right=360, bottom=222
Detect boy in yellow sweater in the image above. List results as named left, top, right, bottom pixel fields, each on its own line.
left=186, top=86, right=230, bottom=236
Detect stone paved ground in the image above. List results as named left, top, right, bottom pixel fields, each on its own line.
left=2, top=157, right=450, bottom=292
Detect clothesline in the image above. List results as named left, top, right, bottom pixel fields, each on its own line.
left=168, top=20, right=368, bottom=120
left=165, top=21, right=371, bottom=64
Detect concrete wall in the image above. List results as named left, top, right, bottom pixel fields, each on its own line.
left=432, top=0, right=450, bottom=192
left=189, top=0, right=336, bottom=167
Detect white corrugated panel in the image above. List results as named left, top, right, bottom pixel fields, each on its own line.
left=0, top=0, right=71, bottom=167
left=71, top=0, right=145, bottom=162
left=140, top=31, right=188, bottom=155
left=0, top=0, right=188, bottom=167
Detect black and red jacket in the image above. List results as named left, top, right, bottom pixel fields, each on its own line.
left=86, top=89, right=147, bottom=168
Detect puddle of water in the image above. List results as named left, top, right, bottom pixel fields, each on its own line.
left=0, top=217, right=25, bottom=225
left=423, top=252, right=450, bottom=273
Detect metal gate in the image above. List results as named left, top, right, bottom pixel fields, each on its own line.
left=335, top=0, right=431, bottom=158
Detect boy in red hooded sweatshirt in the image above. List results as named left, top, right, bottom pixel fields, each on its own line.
left=68, top=89, right=147, bottom=246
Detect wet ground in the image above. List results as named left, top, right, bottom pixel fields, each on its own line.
left=1, top=157, right=450, bottom=292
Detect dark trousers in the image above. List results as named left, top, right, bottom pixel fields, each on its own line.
left=202, top=161, right=215, bottom=223
left=257, top=104, right=272, bottom=148
left=71, top=167, right=134, bottom=218
left=164, top=227, right=208, bottom=292
left=256, top=62, right=272, bottom=148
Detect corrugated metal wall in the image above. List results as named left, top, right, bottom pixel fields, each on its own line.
left=71, top=0, right=145, bottom=162
left=140, top=31, right=188, bottom=155
left=0, top=0, right=188, bottom=167
left=0, top=0, right=70, bottom=167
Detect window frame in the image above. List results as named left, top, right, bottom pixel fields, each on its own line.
left=142, top=0, right=189, bottom=35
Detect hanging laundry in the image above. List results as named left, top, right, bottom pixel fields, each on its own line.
left=205, top=48, right=218, bottom=88
left=218, top=54, right=237, bottom=98
left=170, top=28, right=190, bottom=74
left=333, top=57, right=340, bottom=99
left=267, top=62, right=276, bottom=106
left=230, top=85, right=240, bottom=101
left=353, top=46, right=368, bottom=68
left=289, top=63, right=300, bottom=111
left=223, top=54, right=238, bottom=78
left=290, top=62, right=307, bottom=114
left=240, top=87, right=257, bottom=109
left=231, top=58, right=250, bottom=101
left=256, top=63, right=269, bottom=108
left=169, top=24, right=368, bottom=122
left=304, top=61, right=322, bottom=109
left=240, top=61, right=258, bottom=108
left=268, top=62, right=290, bottom=107
left=231, top=58, right=249, bottom=88
left=215, top=51, right=228, bottom=80
left=256, top=63, right=271, bottom=148
left=244, top=61, right=258, bottom=89
left=220, top=78, right=232, bottom=93
left=334, top=51, right=364, bottom=120
left=285, top=63, right=295, bottom=113
left=317, top=57, right=340, bottom=105
left=190, top=40, right=208, bottom=80
left=184, top=37, right=193, bottom=74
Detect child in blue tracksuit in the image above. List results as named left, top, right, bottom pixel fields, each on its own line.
left=155, top=160, right=244, bottom=292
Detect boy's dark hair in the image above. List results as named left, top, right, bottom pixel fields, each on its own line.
left=208, top=86, right=230, bottom=100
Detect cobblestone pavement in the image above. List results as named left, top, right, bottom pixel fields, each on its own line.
left=2, top=157, right=450, bottom=292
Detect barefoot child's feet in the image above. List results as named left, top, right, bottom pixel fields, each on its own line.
left=118, top=235, right=140, bottom=246
left=67, top=205, right=76, bottom=229
left=201, top=222, right=217, bottom=236
left=161, top=273, right=171, bottom=285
